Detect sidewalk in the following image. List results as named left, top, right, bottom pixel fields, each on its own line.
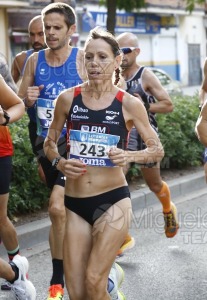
left=0, top=170, right=206, bottom=257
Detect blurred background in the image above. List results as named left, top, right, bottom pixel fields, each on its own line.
left=0, top=0, right=207, bottom=89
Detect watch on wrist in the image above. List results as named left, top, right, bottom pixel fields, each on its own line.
left=144, top=102, right=150, bottom=112
left=52, top=156, right=63, bottom=169
left=0, top=110, right=10, bottom=126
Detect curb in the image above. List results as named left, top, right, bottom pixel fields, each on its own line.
left=0, top=171, right=206, bottom=256
left=131, top=170, right=206, bottom=212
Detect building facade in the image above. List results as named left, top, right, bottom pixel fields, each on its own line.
left=79, top=0, right=206, bottom=86
left=0, top=0, right=29, bottom=61
left=1, top=0, right=207, bottom=86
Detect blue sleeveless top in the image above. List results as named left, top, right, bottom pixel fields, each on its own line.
left=34, top=48, right=83, bottom=137
left=22, top=49, right=34, bottom=76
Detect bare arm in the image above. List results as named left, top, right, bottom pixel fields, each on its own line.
left=195, top=100, right=207, bottom=146
left=0, top=76, right=25, bottom=124
left=109, top=94, right=164, bottom=166
left=43, top=89, right=86, bottom=179
left=199, top=58, right=207, bottom=105
left=11, top=52, right=27, bottom=84
left=18, top=53, right=43, bottom=107
left=142, top=68, right=173, bottom=114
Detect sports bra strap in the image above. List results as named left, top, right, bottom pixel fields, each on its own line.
left=74, top=86, right=81, bottom=98
left=116, top=90, right=125, bottom=102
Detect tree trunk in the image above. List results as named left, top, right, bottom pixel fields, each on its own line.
left=106, top=0, right=117, bottom=34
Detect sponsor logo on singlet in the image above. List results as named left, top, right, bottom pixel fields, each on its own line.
left=106, top=110, right=119, bottom=115
left=105, top=109, right=119, bottom=122
left=80, top=125, right=107, bottom=133
left=40, top=68, right=45, bottom=75
left=73, top=105, right=88, bottom=113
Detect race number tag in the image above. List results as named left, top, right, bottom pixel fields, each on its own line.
left=36, top=98, right=55, bottom=129
left=36, top=98, right=66, bottom=129
left=69, top=129, right=120, bottom=167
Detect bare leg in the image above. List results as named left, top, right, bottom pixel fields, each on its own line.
left=86, top=198, right=131, bottom=300
left=64, top=210, right=92, bottom=300
left=48, top=185, right=65, bottom=260
left=140, top=163, right=162, bottom=193
left=48, top=184, right=66, bottom=288
left=0, top=258, right=15, bottom=281
left=64, top=197, right=131, bottom=300
left=0, top=193, right=19, bottom=252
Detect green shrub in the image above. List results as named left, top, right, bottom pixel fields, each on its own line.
left=158, top=94, right=203, bottom=168
left=9, top=114, right=49, bottom=216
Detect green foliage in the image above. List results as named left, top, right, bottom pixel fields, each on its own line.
left=8, top=114, right=49, bottom=216
left=125, top=163, right=141, bottom=182
left=185, top=0, right=205, bottom=12
left=157, top=94, right=203, bottom=168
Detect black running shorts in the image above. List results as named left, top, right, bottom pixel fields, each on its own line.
left=0, top=156, right=12, bottom=194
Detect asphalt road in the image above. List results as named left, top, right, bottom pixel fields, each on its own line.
left=1, top=189, right=207, bottom=300
left=120, top=192, right=207, bottom=300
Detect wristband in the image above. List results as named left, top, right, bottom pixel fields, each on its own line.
left=52, top=156, right=63, bottom=169
left=0, top=110, right=10, bottom=126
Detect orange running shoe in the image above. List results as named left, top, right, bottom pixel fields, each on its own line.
left=117, top=234, right=135, bottom=257
left=164, top=202, right=179, bottom=238
left=47, top=284, right=64, bottom=300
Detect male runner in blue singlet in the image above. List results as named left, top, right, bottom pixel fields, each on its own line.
left=18, top=3, right=85, bottom=299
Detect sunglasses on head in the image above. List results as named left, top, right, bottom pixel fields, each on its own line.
left=120, top=47, right=137, bottom=54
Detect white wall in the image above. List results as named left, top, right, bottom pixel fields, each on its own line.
left=179, top=15, right=206, bottom=85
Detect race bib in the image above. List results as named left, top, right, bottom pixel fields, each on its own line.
left=36, top=98, right=66, bottom=129
left=36, top=98, right=56, bottom=129
left=69, top=129, right=120, bottom=167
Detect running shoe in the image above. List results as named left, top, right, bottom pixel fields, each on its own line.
left=118, top=290, right=126, bottom=300
left=109, top=262, right=125, bottom=300
left=47, top=284, right=64, bottom=300
left=1, top=261, right=29, bottom=291
left=10, top=254, right=36, bottom=300
left=1, top=280, right=11, bottom=291
left=163, top=202, right=179, bottom=238
left=117, top=234, right=135, bottom=257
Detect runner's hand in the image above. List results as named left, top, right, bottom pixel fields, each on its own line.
left=108, top=147, right=127, bottom=167
left=25, top=85, right=44, bottom=107
left=58, top=158, right=87, bottom=179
